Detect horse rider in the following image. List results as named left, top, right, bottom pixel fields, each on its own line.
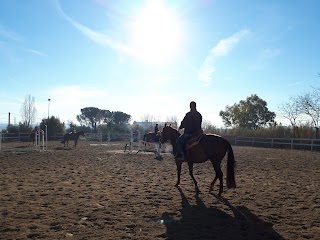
left=175, top=101, right=202, bottom=160
left=33, top=126, right=40, bottom=133
left=154, top=124, right=159, bottom=142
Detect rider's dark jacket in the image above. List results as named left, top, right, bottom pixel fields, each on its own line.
left=179, top=109, right=202, bottom=134
left=154, top=125, right=159, bottom=135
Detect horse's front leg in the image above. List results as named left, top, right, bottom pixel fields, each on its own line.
left=188, top=163, right=199, bottom=192
left=175, top=159, right=182, bottom=187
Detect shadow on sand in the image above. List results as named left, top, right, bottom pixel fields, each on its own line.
left=161, top=187, right=283, bottom=240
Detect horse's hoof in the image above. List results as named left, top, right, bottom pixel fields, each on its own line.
left=175, top=183, right=180, bottom=188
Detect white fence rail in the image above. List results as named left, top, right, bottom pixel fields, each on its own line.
left=2, top=131, right=320, bottom=151
left=234, top=136, right=320, bottom=151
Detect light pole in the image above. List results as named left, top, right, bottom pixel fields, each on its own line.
left=48, top=99, right=51, bottom=119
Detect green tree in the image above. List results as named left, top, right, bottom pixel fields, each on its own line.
left=219, top=94, right=276, bottom=129
left=40, top=116, right=65, bottom=139
left=6, top=122, right=32, bottom=133
left=67, top=121, right=91, bottom=133
left=101, top=110, right=113, bottom=124
left=112, top=111, right=131, bottom=125
left=76, top=107, right=102, bottom=132
left=18, top=122, right=32, bottom=133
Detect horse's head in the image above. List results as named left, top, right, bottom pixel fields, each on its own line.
left=161, top=123, right=178, bottom=143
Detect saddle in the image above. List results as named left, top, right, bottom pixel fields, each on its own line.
left=185, top=129, right=205, bottom=150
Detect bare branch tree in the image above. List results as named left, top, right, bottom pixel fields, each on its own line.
left=140, top=114, right=159, bottom=131
left=278, top=96, right=301, bottom=137
left=20, top=94, right=37, bottom=128
left=296, top=88, right=320, bottom=138
left=165, top=115, right=178, bottom=128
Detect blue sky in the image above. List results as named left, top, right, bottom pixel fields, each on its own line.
left=1, top=0, right=319, bottom=127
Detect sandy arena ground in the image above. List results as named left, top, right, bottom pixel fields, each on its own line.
left=0, top=140, right=319, bottom=240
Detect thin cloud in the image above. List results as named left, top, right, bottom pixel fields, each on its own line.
left=288, top=81, right=300, bottom=87
left=0, top=23, right=21, bottom=41
left=53, top=0, right=137, bottom=58
left=250, top=47, right=282, bottom=71
left=0, top=41, right=19, bottom=62
left=22, top=48, right=48, bottom=57
left=8, top=76, right=24, bottom=87
left=199, top=29, right=251, bottom=84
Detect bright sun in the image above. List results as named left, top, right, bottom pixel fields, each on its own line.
left=129, top=1, right=183, bottom=65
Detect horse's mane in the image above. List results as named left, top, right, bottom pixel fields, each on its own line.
left=164, top=124, right=178, bottom=131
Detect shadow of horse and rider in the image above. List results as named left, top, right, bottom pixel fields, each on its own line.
left=161, top=187, right=283, bottom=240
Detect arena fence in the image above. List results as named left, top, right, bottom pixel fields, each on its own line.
left=2, top=131, right=320, bottom=152
left=0, top=130, right=48, bottom=152
left=232, top=136, right=320, bottom=151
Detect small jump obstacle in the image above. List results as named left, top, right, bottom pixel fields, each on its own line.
left=124, top=131, right=141, bottom=152
left=34, top=129, right=46, bottom=151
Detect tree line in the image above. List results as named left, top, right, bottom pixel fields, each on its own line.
left=3, top=82, right=320, bottom=139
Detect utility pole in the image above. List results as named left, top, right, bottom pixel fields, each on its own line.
left=48, top=99, right=51, bottom=119
left=8, top=112, right=11, bottom=127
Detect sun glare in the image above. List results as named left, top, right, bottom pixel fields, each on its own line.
left=129, top=1, right=183, bottom=65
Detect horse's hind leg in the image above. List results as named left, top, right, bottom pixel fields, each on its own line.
left=210, top=159, right=223, bottom=195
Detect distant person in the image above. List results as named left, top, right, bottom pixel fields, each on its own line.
left=154, top=123, right=159, bottom=141
left=33, top=126, right=39, bottom=133
left=175, top=101, right=202, bottom=159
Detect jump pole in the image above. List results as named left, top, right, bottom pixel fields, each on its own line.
left=130, top=130, right=133, bottom=151
left=35, top=131, right=38, bottom=150
left=44, top=125, right=48, bottom=151
left=35, top=130, right=45, bottom=151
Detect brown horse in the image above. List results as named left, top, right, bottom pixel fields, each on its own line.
left=61, top=131, right=85, bottom=147
left=29, top=131, right=36, bottom=146
left=160, top=124, right=236, bottom=195
left=142, top=132, right=161, bottom=146
left=29, top=130, right=43, bottom=146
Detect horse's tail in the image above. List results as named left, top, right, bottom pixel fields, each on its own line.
left=143, top=134, right=146, bottom=141
left=226, top=140, right=236, bottom=189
